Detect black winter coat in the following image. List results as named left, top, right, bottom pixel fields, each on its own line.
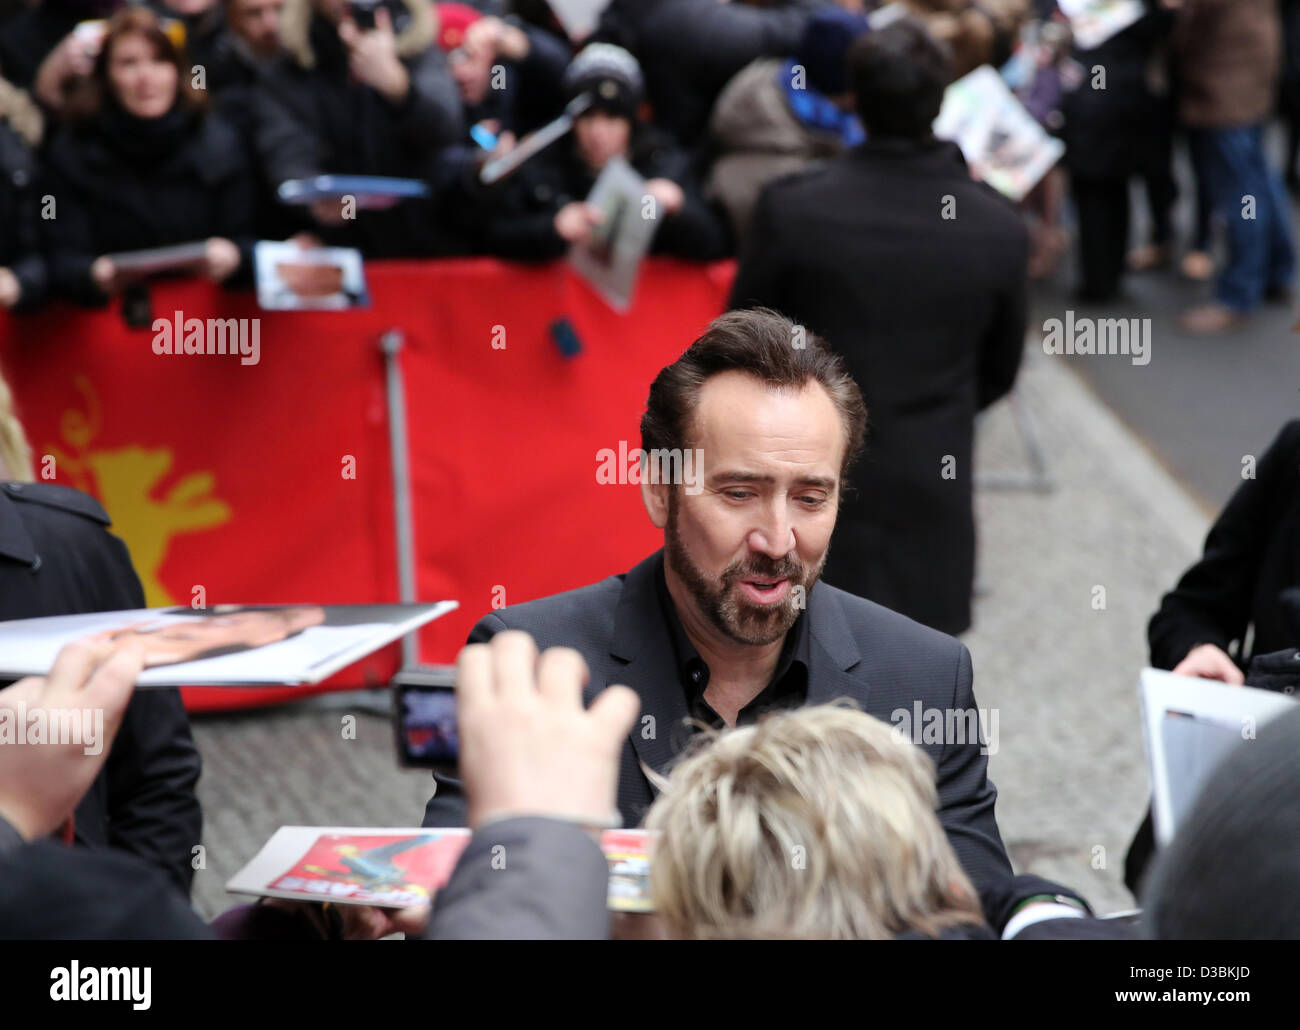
left=1149, top=420, right=1300, bottom=670
left=0, top=482, right=203, bottom=897
left=253, top=14, right=463, bottom=257
left=634, top=0, right=821, bottom=147
left=1061, top=7, right=1174, bottom=181
left=42, top=104, right=255, bottom=304
left=0, top=120, right=46, bottom=308
left=730, top=137, right=1028, bottom=635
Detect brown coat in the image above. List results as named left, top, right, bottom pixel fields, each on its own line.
left=706, top=58, right=847, bottom=243
left=1175, top=0, right=1282, bottom=128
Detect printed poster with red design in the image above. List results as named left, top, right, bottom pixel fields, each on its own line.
left=602, top=829, right=653, bottom=913
left=228, top=827, right=473, bottom=908
left=228, top=826, right=656, bottom=910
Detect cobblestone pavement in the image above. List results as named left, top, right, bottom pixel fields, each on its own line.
left=188, top=345, right=1208, bottom=920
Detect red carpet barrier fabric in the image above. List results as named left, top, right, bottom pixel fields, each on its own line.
left=0, top=258, right=734, bottom=709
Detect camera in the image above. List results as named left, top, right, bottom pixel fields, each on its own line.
left=346, top=0, right=405, bottom=31
left=393, top=682, right=458, bottom=774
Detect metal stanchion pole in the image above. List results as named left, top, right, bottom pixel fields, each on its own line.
left=382, top=328, right=455, bottom=689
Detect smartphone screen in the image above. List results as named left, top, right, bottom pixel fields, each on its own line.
left=393, top=684, right=458, bottom=773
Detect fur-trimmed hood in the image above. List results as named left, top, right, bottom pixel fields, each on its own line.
left=0, top=77, right=43, bottom=148
left=279, top=0, right=438, bottom=70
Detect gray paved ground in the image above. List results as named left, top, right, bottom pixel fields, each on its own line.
left=187, top=343, right=1208, bottom=921
left=1033, top=135, right=1300, bottom=513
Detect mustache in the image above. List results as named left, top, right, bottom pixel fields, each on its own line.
left=722, top=554, right=805, bottom=584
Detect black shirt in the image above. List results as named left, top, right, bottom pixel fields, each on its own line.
left=654, top=556, right=809, bottom=730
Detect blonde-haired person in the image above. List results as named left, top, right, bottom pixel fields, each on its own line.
left=645, top=703, right=990, bottom=940
left=0, top=368, right=33, bottom=482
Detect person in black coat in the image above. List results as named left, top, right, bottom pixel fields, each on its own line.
left=0, top=81, right=47, bottom=310
left=42, top=6, right=255, bottom=305
left=206, top=0, right=301, bottom=240
left=1148, top=420, right=1300, bottom=679
left=482, top=43, right=730, bottom=262
left=1122, top=419, right=1300, bottom=895
left=1059, top=3, right=1175, bottom=301
left=253, top=0, right=463, bottom=257
left=631, top=0, right=824, bottom=148
left=728, top=19, right=1027, bottom=636
left=0, top=1, right=122, bottom=99
left=0, top=481, right=203, bottom=898
left=147, top=0, right=229, bottom=88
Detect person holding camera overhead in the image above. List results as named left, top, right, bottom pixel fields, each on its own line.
left=254, top=0, right=463, bottom=257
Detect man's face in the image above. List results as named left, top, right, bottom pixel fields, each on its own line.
left=164, top=0, right=218, bottom=14
left=228, top=0, right=284, bottom=56
left=449, top=39, right=493, bottom=106
left=653, top=371, right=845, bottom=646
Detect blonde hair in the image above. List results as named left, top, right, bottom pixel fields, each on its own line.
left=0, top=366, right=33, bottom=482
left=646, top=703, right=985, bottom=939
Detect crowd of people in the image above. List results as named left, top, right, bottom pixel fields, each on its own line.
left=0, top=0, right=1288, bottom=317
left=1, top=0, right=1300, bottom=942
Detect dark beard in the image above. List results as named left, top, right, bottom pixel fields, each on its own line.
left=664, top=493, right=825, bottom=646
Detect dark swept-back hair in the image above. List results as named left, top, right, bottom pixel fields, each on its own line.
left=847, top=17, right=951, bottom=139
left=65, top=7, right=207, bottom=122
left=640, top=307, right=867, bottom=482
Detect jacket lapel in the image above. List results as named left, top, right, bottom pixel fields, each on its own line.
left=806, top=580, right=867, bottom=706
left=595, top=551, right=696, bottom=798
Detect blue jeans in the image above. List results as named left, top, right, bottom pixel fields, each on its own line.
left=1189, top=125, right=1295, bottom=312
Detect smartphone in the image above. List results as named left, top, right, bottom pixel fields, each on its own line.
left=469, top=123, right=499, bottom=152
left=346, top=0, right=380, bottom=30
left=393, top=683, right=459, bottom=774
left=350, top=0, right=407, bottom=32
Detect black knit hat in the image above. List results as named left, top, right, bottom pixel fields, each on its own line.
left=562, top=43, right=643, bottom=121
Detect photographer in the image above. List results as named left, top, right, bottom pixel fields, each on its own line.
left=254, top=0, right=463, bottom=256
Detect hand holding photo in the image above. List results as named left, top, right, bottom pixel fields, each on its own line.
left=254, top=241, right=370, bottom=310
left=0, top=603, right=458, bottom=687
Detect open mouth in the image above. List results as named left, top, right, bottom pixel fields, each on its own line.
left=737, top=578, right=791, bottom=606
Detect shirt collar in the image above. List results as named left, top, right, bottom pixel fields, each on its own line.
left=653, top=553, right=811, bottom=695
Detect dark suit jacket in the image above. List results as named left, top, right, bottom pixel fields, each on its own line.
left=424, top=550, right=1080, bottom=927
left=728, top=136, right=1029, bottom=635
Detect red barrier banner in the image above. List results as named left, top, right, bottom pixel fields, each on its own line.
left=0, top=258, right=734, bottom=709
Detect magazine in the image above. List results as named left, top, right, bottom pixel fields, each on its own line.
left=568, top=156, right=657, bottom=312
left=933, top=65, right=1065, bottom=201
left=0, top=602, right=457, bottom=687
left=227, top=825, right=655, bottom=911
left=1057, top=0, right=1144, bottom=51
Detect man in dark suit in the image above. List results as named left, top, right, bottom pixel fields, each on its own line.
left=424, top=308, right=1086, bottom=934
left=728, top=17, right=1028, bottom=635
